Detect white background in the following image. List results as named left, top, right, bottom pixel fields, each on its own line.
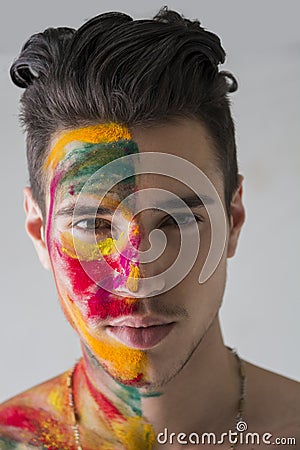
left=0, top=0, right=299, bottom=402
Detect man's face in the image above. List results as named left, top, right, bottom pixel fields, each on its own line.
left=43, top=119, right=233, bottom=388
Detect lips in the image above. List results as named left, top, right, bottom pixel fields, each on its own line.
left=106, top=317, right=175, bottom=349
left=108, top=316, right=172, bottom=328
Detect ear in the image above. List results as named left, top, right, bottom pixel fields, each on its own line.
left=227, top=175, right=246, bottom=258
left=24, top=187, right=51, bottom=270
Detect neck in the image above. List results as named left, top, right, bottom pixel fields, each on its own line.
left=75, top=317, right=241, bottom=443
left=140, top=318, right=240, bottom=434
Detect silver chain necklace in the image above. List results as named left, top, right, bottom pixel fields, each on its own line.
left=67, top=347, right=246, bottom=449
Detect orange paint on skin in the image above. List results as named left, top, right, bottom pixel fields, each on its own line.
left=0, top=123, right=157, bottom=449
left=45, top=123, right=131, bottom=171
left=64, top=293, right=147, bottom=382
left=45, top=123, right=149, bottom=385
left=75, top=360, right=155, bottom=449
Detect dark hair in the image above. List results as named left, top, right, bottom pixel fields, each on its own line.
left=10, top=7, right=238, bottom=216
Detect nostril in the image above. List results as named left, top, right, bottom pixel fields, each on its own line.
left=114, top=274, right=166, bottom=298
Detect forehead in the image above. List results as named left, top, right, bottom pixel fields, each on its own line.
left=45, top=120, right=222, bottom=197
left=131, top=119, right=216, bottom=169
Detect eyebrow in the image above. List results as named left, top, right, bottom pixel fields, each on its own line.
left=55, top=194, right=213, bottom=218
left=158, top=194, right=213, bottom=210
left=56, top=205, right=114, bottom=217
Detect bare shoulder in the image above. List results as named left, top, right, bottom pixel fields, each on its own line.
left=0, top=370, right=74, bottom=449
left=0, top=435, right=39, bottom=449
left=244, top=360, right=300, bottom=443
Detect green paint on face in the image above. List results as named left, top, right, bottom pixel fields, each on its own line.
left=59, top=140, right=140, bottom=197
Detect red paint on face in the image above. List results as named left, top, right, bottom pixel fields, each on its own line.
left=86, top=293, right=137, bottom=320
left=54, top=241, right=138, bottom=321
left=125, top=372, right=144, bottom=385
left=47, top=158, right=143, bottom=328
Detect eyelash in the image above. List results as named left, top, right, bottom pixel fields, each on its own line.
left=72, top=213, right=204, bottom=233
left=72, top=218, right=111, bottom=232
left=161, top=214, right=204, bottom=227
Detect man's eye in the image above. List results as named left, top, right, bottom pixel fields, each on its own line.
left=73, top=218, right=111, bottom=232
left=162, top=213, right=204, bottom=227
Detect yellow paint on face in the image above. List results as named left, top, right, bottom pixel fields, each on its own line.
left=66, top=294, right=147, bottom=381
left=60, top=230, right=127, bottom=261
left=126, top=262, right=140, bottom=292
left=46, top=122, right=148, bottom=383
left=45, top=123, right=131, bottom=171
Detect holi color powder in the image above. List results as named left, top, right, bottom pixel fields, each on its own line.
left=45, top=123, right=149, bottom=386
left=0, top=123, right=157, bottom=450
left=60, top=140, right=138, bottom=191
left=0, top=405, right=74, bottom=449
left=65, top=295, right=147, bottom=382
left=81, top=366, right=124, bottom=422
left=56, top=233, right=139, bottom=320
left=76, top=360, right=155, bottom=450
left=45, top=123, right=132, bottom=171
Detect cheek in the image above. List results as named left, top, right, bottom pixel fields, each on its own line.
left=49, top=234, right=139, bottom=321
left=47, top=233, right=149, bottom=383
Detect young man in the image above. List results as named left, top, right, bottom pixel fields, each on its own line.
left=0, top=7, right=299, bottom=449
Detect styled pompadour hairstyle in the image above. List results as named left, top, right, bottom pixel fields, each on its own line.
left=10, top=7, right=238, bottom=215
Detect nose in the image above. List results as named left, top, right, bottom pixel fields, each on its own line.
left=114, top=260, right=166, bottom=298
left=114, top=236, right=167, bottom=298
left=113, top=213, right=168, bottom=298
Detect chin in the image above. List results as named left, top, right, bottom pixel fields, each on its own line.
left=99, top=351, right=177, bottom=391
left=138, top=359, right=185, bottom=391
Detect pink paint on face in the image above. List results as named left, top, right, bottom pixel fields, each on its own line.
left=44, top=130, right=151, bottom=384
left=53, top=238, right=139, bottom=320
left=46, top=156, right=142, bottom=325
